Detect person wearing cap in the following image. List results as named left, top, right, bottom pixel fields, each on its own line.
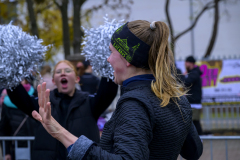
left=184, top=56, right=203, bottom=135
left=79, top=60, right=100, bottom=95
left=31, top=21, right=203, bottom=160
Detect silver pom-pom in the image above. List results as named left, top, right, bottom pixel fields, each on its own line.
left=81, top=15, right=124, bottom=80
left=0, top=22, right=51, bottom=89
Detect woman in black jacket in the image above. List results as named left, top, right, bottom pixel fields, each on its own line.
left=0, top=80, right=38, bottom=160
left=7, top=60, right=118, bottom=160
left=32, top=21, right=203, bottom=160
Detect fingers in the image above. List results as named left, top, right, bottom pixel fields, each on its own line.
left=46, top=89, right=50, bottom=103
left=46, top=102, right=52, bottom=119
left=37, top=85, right=42, bottom=108
left=42, top=82, right=46, bottom=110
left=45, top=89, right=50, bottom=112
left=32, top=110, right=43, bottom=122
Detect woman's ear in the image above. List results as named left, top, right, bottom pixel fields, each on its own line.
left=126, top=61, right=132, bottom=67
left=52, top=78, right=56, bottom=85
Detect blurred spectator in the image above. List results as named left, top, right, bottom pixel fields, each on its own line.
left=175, top=63, right=185, bottom=83
left=76, top=61, right=85, bottom=77
left=184, top=56, right=203, bottom=135
left=0, top=88, right=4, bottom=109
left=6, top=60, right=118, bottom=160
left=0, top=88, right=4, bottom=97
left=40, top=65, right=56, bottom=90
left=79, top=61, right=100, bottom=94
left=0, top=79, right=39, bottom=160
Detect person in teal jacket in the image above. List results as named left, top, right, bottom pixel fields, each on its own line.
left=0, top=79, right=38, bottom=160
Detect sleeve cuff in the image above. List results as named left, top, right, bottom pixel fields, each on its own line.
left=67, top=144, right=73, bottom=154
left=67, top=135, right=94, bottom=160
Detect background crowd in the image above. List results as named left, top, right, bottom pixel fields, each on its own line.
left=0, top=0, right=240, bottom=160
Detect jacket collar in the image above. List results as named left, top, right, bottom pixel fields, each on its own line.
left=51, top=89, right=89, bottom=121
left=121, top=80, right=152, bottom=96
left=122, top=74, right=155, bottom=87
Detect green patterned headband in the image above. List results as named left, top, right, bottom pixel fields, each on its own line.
left=111, top=22, right=151, bottom=69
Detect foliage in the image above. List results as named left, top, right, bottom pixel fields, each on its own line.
left=0, top=0, right=133, bottom=61
left=0, top=2, right=17, bottom=23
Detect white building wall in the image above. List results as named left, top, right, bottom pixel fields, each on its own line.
left=82, top=0, right=240, bottom=60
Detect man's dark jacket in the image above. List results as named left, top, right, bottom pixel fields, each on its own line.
left=68, top=81, right=203, bottom=160
left=7, top=78, right=118, bottom=160
left=184, top=67, right=203, bottom=104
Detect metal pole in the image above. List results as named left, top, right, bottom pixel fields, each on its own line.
left=237, top=106, right=240, bottom=128
left=231, top=105, right=234, bottom=128
left=189, top=0, right=195, bottom=56
left=225, top=139, right=228, bottom=160
left=210, top=140, right=213, bottom=160
left=2, top=140, right=5, bottom=158
left=15, top=140, right=18, bottom=159
left=28, top=140, right=31, bottom=160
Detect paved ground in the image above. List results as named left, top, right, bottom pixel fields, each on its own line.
left=1, top=140, right=239, bottom=160
left=178, top=139, right=240, bottom=160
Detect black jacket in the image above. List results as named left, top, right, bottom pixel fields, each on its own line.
left=0, top=88, right=38, bottom=158
left=184, top=67, right=203, bottom=104
left=7, top=78, right=118, bottom=160
left=68, top=81, right=203, bottom=160
left=176, top=68, right=185, bottom=83
left=80, top=73, right=100, bottom=94
left=0, top=104, right=38, bottom=156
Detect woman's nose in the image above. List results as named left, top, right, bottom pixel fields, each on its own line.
left=60, top=69, right=66, bottom=75
left=107, top=56, right=110, bottom=63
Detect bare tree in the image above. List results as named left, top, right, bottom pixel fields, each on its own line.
left=72, top=0, right=86, bottom=54
left=26, top=0, right=39, bottom=37
left=54, top=0, right=71, bottom=59
left=204, top=0, right=220, bottom=58
left=165, top=0, right=175, bottom=55
left=50, top=0, right=133, bottom=58
left=165, top=0, right=222, bottom=58
left=72, top=0, right=133, bottom=55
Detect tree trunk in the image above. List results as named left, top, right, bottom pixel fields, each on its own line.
left=165, top=0, right=175, bottom=56
left=26, top=0, right=39, bottom=37
left=73, top=0, right=86, bottom=54
left=58, top=0, right=71, bottom=59
left=204, top=0, right=220, bottom=58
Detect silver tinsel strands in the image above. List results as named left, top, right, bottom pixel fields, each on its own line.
left=81, top=16, right=124, bottom=80
left=0, top=22, right=51, bottom=89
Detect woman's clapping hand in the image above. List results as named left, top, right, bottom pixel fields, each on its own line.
left=32, top=82, right=63, bottom=139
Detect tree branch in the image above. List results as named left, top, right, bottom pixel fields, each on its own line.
left=165, top=0, right=175, bottom=54
left=36, top=2, right=54, bottom=14
left=175, top=1, right=214, bottom=41
left=204, top=0, right=220, bottom=58
left=81, top=0, right=132, bottom=19
left=53, top=0, right=61, bottom=9
left=81, top=4, right=103, bottom=18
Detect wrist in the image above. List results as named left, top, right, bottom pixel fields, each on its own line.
left=56, top=127, right=78, bottom=148
left=49, top=117, right=64, bottom=139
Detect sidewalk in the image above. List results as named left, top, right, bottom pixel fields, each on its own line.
left=178, top=139, right=240, bottom=160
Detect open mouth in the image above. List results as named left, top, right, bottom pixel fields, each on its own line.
left=61, top=78, right=68, bottom=88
